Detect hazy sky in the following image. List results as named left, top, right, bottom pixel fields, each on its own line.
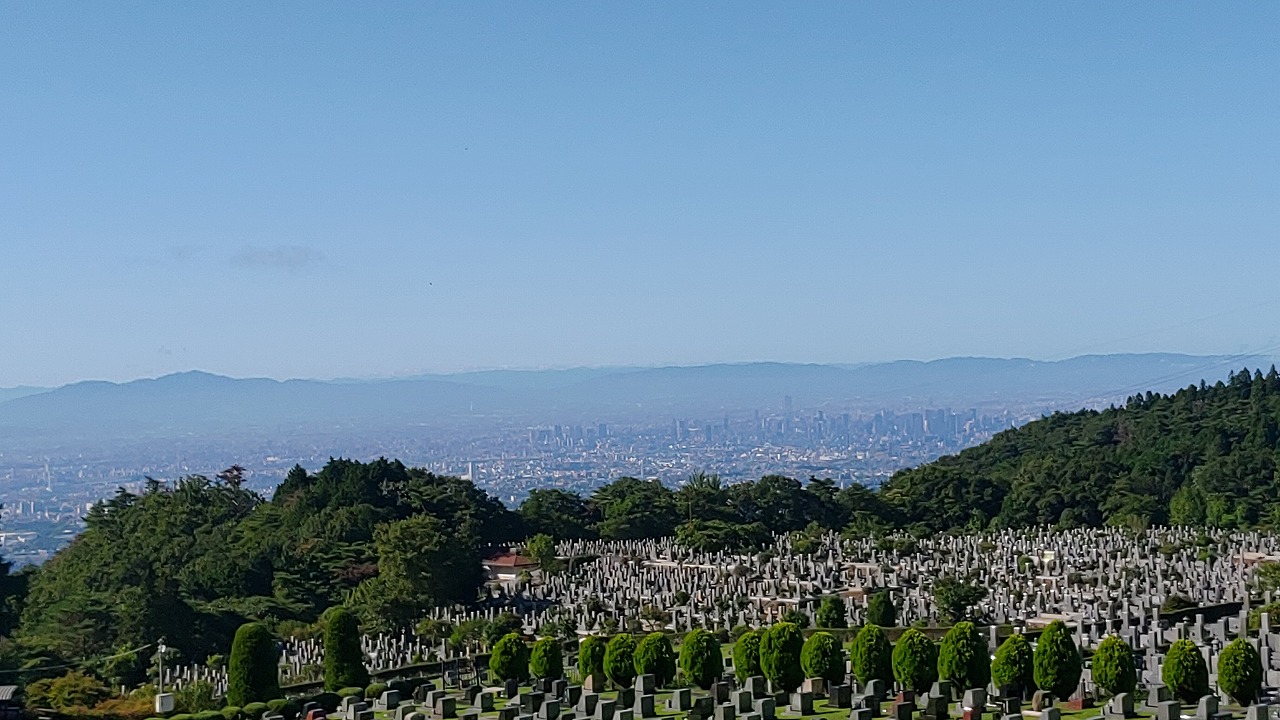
left=3, top=4, right=1279, bottom=386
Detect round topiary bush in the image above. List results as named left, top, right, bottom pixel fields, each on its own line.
left=489, top=633, right=530, bottom=682
left=530, top=637, right=565, bottom=680
left=171, top=714, right=194, bottom=720
left=851, top=624, right=893, bottom=685
left=227, top=622, right=282, bottom=707
left=362, top=684, right=387, bottom=700
left=633, top=633, right=677, bottom=687
left=195, top=711, right=223, bottom=720
left=760, top=622, right=805, bottom=693
left=1033, top=620, right=1082, bottom=698
left=579, top=636, right=607, bottom=679
left=1162, top=638, right=1209, bottom=704
left=242, top=702, right=269, bottom=719
left=679, top=629, right=722, bottom=690
left=816, top=596, right=848, bottom=629
left=1091, top=635, right=1136, bottom=696
left=604, top=634, right=638, bottom=689
left=323, top=607, right=369, bottom=692
left=312, top=693, right=341, bottom=713
left=221, top=706, right=243, bottom=720
left=938, top=621, right=991, bottom=692
left=892, top=627, right=938, bottom=694
left=1218, top=637, right=1262, bottom=706
left=991, top=634, right=1034, bottom=695
left=336, top=688, right=363, bottom=699
left=867, top=592, right=897, bottom=628
left=800, top=631, right=844, bottom=684
left=733, top=630, right=763, bottom=681
left=266, top=700, right=287, bottom=713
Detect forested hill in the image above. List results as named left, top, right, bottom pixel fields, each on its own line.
left=880, top=366, right=1280, bottom=531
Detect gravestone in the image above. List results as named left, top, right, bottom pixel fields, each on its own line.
left=714, top=703, right=736, bottom=720
left=734, top=691, right=754, bottom=713
left=830, top=685, right=852, bottom=709
left=789, top=691, right=813, bottom=715
left=1106, top=693, right=1134, bottom=719
left=1155, top=701, right=1181, bottom=720
left=753, top=697, right=775, bottom=720
left=540, top=700, right=561, bottom=720
left=434, top=697, right=456, bottom=720
left=635, top=675, right=656, bottom=695
left=376, top=691, right=401, bottom=711
left=747, top=676, right=768, bottom=699
left=666, top=689, right=691, bottom=712
left=632, top=695, right=655, bottom=719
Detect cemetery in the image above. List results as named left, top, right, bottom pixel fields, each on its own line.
left=154, top=525, right=1280, bottom=720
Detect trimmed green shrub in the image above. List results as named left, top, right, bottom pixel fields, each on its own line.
left=221, top=706, right=243, bottom=720
left=937, top=622, right=990, bottom=692
left=1034, top=620, right=1082, bottom=698
left=335, top=688, right=363, bottom=699
left=991, top=634, right=1034, bottom=695
left=604, top=634, right=638, bottom=689
left=323, top=607, right=369, bottom=692
left=633, top=632, right=677, bottom=687
left=227, top=622, right=281, bottom=706
left=489, top=633, right=530, bottom=682
left=311, top=693, right=341, bottom=712
left=266, top=700, right=287, bottom=713
left=866, top=592, right=896, bottom=628
left=242, top=702, right=269, bottom=719
left=1091, top=635, right=1136, bottom=696
left=851, top=624, right=893, bottom=684
left=530, top=637, right=564, bottom=680
left=679, top=629, right=722, bottom=690
left=579, top=636, right=607, bottom=678
left=891, top=628, right=938, bottom=694
left=816, top=596, right=848, bottom=629
left=800, top=631, right=844, bottom=684
left=733, top=630, right=763, bottom=681
left=195, top=712, right=223, bottom=720
left=171, top=715, right=194, bottom=720
left=362, top=684, right=387, bottom=700
left=760, top=622, right=805, bottom=693
left=1218, top=637, right=1263, bottom=706
left=1162, top=639, right=1209, bottom=704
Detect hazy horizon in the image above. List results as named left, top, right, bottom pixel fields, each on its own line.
left=4, top=350, right=1278, bottom=390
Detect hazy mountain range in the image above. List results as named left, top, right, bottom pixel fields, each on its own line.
left=0, top=353, right=1272, bottom=440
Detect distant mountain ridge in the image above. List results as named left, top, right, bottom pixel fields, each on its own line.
left=0, top=354, right=1272, bottom=440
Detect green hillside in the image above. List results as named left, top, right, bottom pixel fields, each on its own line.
left=880, top=366, right=1280, bottom=531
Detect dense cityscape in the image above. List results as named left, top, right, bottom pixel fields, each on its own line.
left=0, top=396, right=1072, bottom=565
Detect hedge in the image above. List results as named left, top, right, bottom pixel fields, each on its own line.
left=633, top=633, right=677, bottom=687
left=851, top=624, right=893, bottom=685
left=891, top=628, right=938, bottom=694
left=800, top=631, right=844, bottom=684
left=733, top=630, right=763, bottom=682
left=1033, top=620, right=1081, bottom=698
left=679, top=629, right=722, bottom=690
left=228, top=623, right=282, bottom=707
left=579, top=636, right=607, bottom=678
left=530, top=637, right=564, bottom=680
left=991, top=634, right=1034, bottom=695
left=760, top=622, right=805, bottom=693
left=1091, top=635, right=1136, bottom=696
left=604, top=634, right=638, bottom=689
left=489, top=633, right=530, bottom=682
left=1162, top=639, right=1209, bottom=704
left=323, top=608, right=370, bottom=692
left=937, top=622, right=990, bottom=692
left=1218, top=637, right=1262, bottom=706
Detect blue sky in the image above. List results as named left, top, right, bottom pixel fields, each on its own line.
left=3, top=4, right=1279, bottom=386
